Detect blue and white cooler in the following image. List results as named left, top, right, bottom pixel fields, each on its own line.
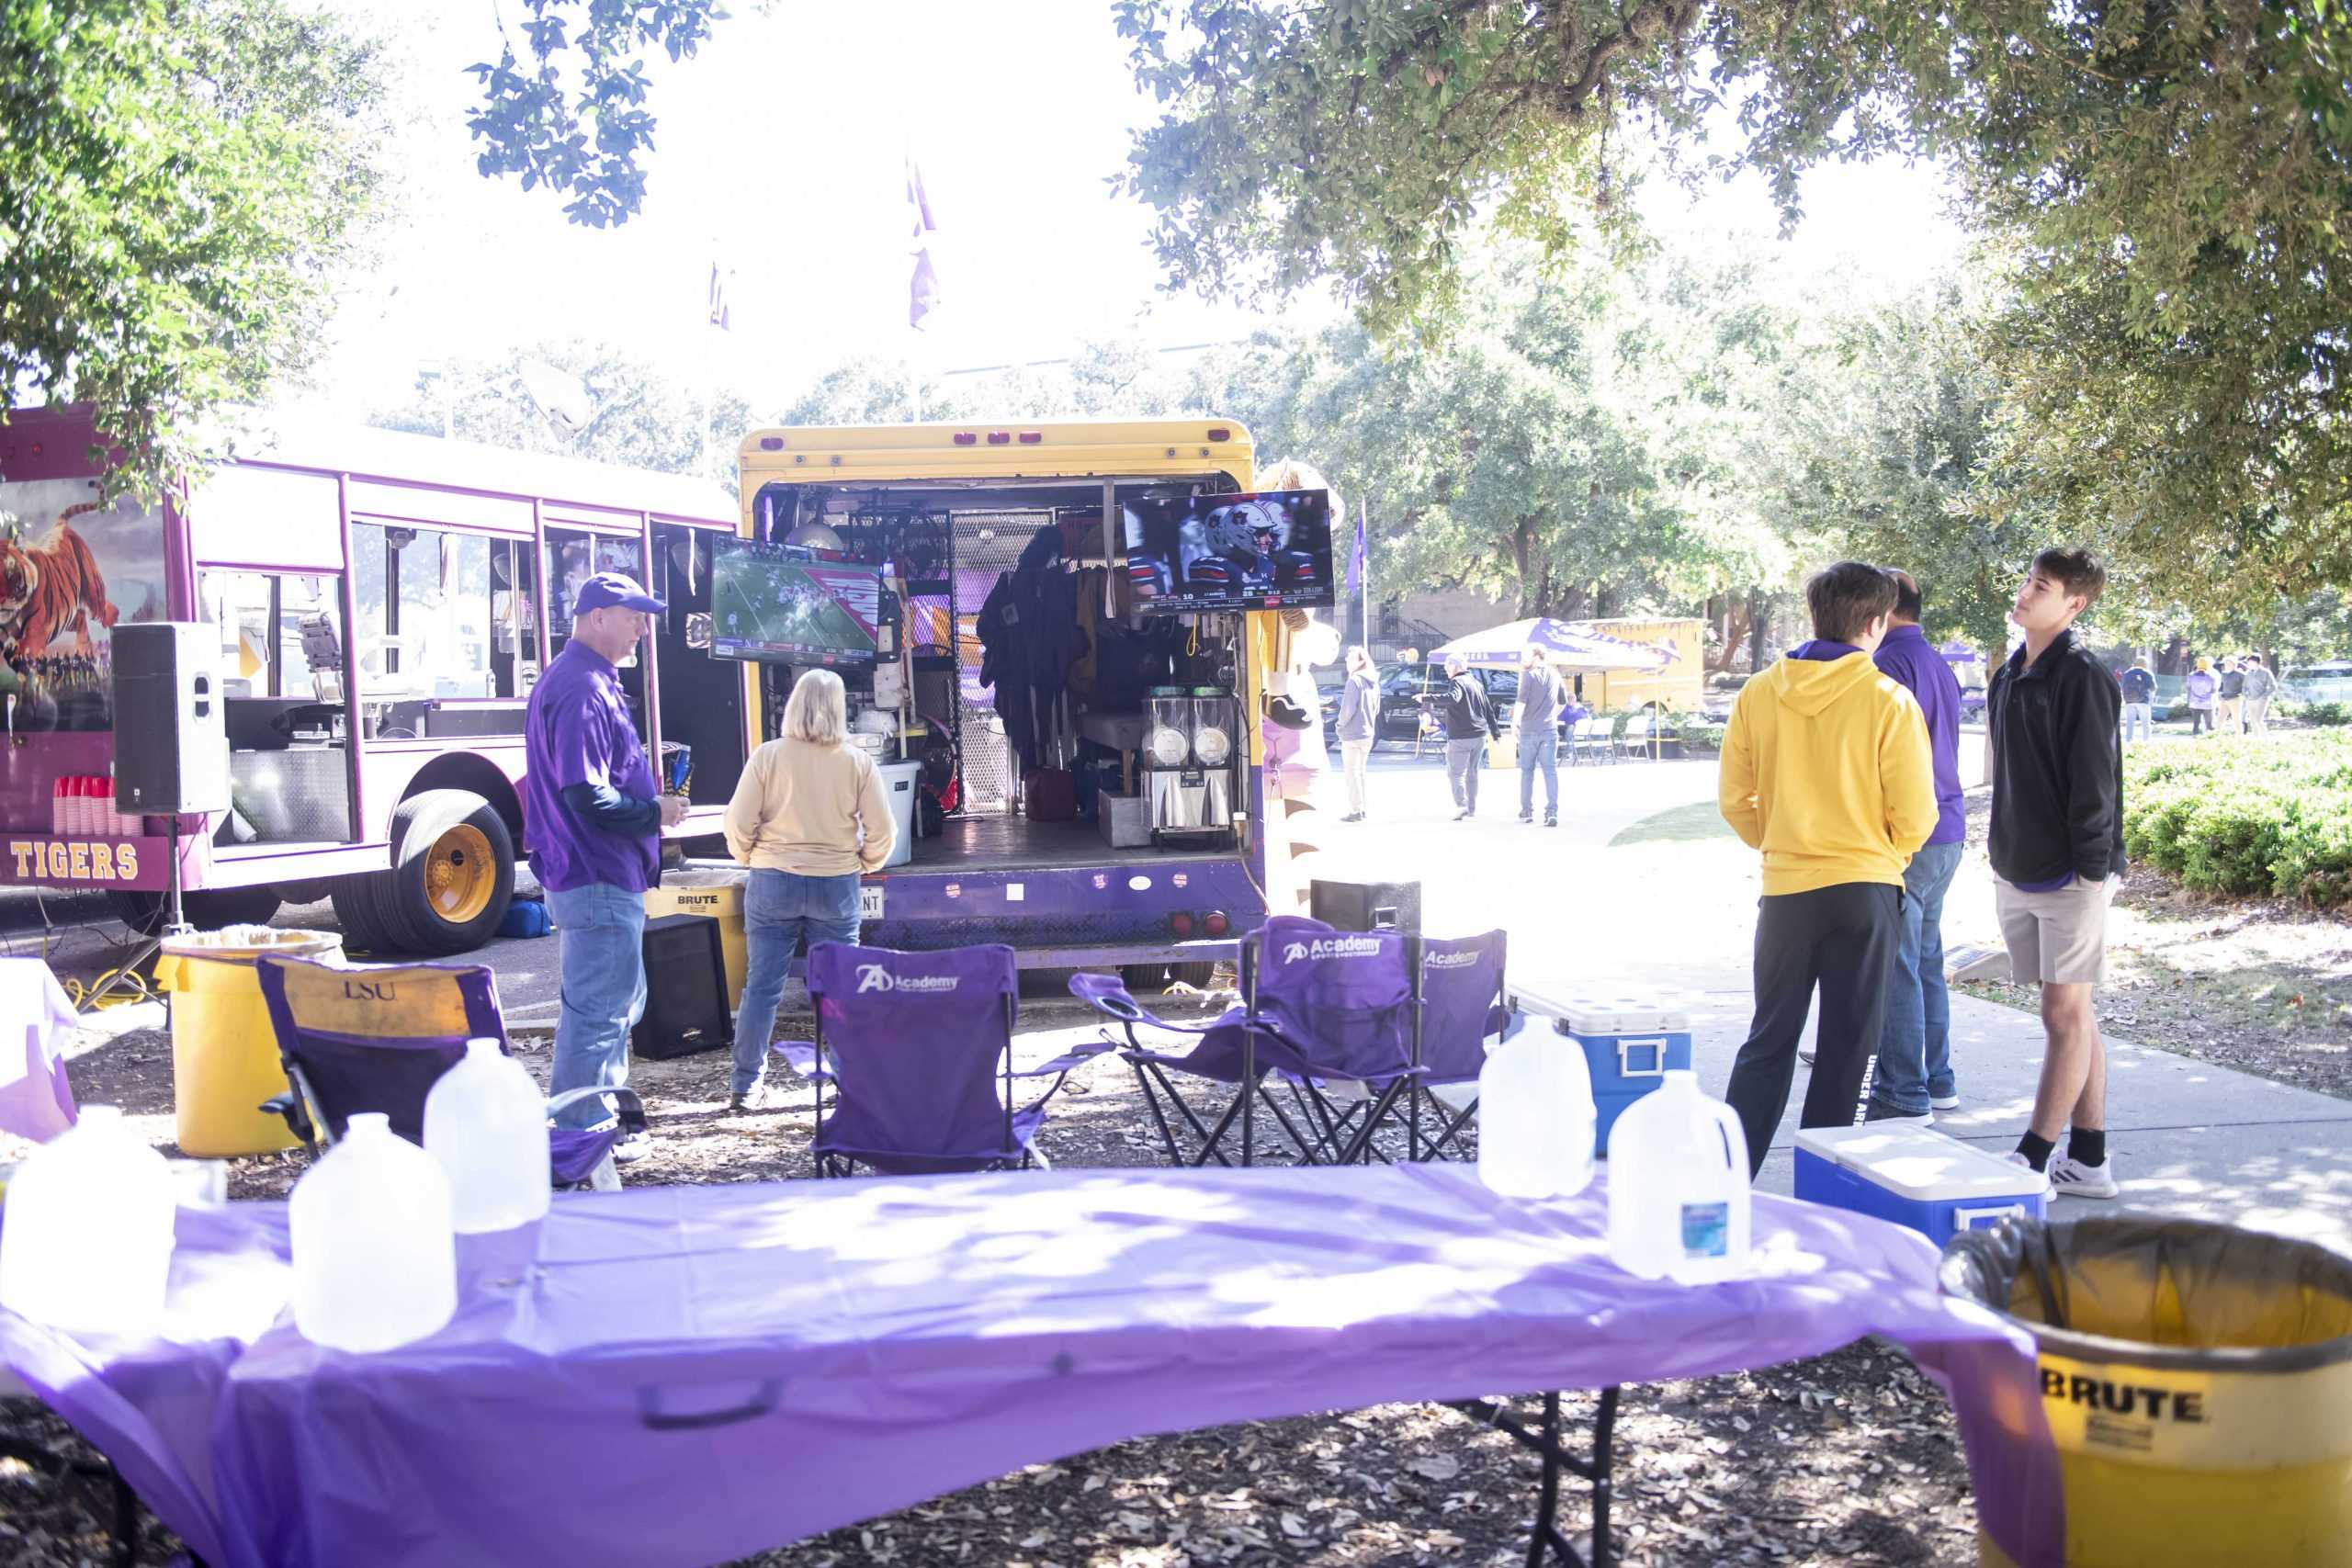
left=1793, top=1123, right=2049, bottom=1247
left=1508, top=986, right=1693, bottom=1155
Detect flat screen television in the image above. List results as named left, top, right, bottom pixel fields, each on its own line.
left=708, top=539, right=884, bottom=665
left=1121, top=489, right=1335, bottom=613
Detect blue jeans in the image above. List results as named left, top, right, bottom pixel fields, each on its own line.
left=1874, top=840, right=1964, bottom=1113
left=732, top=868, right=864, bottom=1096
left=547, top=882, right=648, bottom=1131
left=1518, top=730, right=1559, bottom=817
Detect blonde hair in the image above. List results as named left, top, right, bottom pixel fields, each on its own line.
left=783, top=669, right=847, bottom=746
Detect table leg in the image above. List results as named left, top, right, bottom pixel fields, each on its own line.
left=1443, top=1386, right=1621, bottom=1568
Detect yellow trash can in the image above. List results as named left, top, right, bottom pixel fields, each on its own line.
left=153, top=927, right=344, bottom=1157
left=644, top=868, right=749, bottom=1010
left=1943, top=1213, right=2352, bottom=1568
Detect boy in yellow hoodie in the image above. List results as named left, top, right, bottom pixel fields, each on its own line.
left=1718, top=561, right=1939, bottom=1175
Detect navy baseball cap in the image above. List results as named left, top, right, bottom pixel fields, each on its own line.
left=574, top=571, right=665, bottom=615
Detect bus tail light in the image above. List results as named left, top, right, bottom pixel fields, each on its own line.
left=1169, top=911, right=1195, bottom=938
left=1203, top=910, right=1229, bottom=937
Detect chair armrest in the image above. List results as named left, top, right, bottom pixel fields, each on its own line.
left=1011, top=1037, right=1120, bottom=1078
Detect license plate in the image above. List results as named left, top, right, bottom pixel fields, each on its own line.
left=860, top=884, right=886, bottom=920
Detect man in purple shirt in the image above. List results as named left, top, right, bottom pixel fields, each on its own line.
left=1867, top=571, right=1967, bottom=1122
left=525, top=572, right=685, bottom=1136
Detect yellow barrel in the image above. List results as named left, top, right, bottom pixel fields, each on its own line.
left=1944, top=1214, right=2352, bottom=1568
left=153, top=927, right=343, bottom=1157
left=644, top=868, right=748, bottom=1010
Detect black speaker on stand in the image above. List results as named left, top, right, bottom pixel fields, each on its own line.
left=84, top=625, right=232, bottom=1010
left=631, top=915, right=734, bottom=1059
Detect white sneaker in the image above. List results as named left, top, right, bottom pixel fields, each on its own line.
left=1930, top=1092, right=1961, bottom=1111
left=2048, top=1155, right=2120, bottom=1200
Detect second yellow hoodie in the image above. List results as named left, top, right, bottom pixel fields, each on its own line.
left=1719, top=649, right=1939, bottom=896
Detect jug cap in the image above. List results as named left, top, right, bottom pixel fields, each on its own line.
left=463, top=1037, right=501, bottom=1059
left=78, top=1104, right=124, bottom=1126
left=346, top=1112, right=391, bottom=1137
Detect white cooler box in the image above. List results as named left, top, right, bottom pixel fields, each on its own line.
left=1794, top=1123, right=2048, bottom=1247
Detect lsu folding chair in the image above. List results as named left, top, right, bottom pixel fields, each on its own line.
left=254, top=953, right=645, bottom=1192
left=773, top=942, right=1109, bottom=1176
left=1069, top=914, right=1423, bottom=1168
left=1409, top=929, right=1509, bottom=1160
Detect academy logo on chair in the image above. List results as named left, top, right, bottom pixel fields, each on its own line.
left=1281, top=935, right=1384, bottom=964
left=855, top=964, right=958, bottom=995
left=1423, top=950, right=1482, bottom=970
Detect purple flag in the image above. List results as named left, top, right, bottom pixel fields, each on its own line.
left=906, top=158, right=941, bottom=330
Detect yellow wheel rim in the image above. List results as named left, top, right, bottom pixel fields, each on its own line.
left=424, top=824, right=495, bottom=926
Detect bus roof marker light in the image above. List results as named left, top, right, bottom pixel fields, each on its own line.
left=1207, top=428, right=1231, bottom=442
left=985, top=432, right=1012, bottom=446
left=758, top=437, right=784, bottom=450
left=952, top=433, right=978, bottom=446
left=1017, top=432, right=1043, bottom=445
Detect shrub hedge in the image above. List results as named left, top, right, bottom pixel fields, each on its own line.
left=2123, top=730, right=2352, bottom=907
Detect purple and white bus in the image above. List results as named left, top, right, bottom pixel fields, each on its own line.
left=0, top=406, right=750, bottom=952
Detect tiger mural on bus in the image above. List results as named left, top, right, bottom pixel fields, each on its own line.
left=0, top=499, right=121, bottom=660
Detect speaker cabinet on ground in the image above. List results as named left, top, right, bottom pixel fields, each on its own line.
left=1310, top=876, right=1422, bottom=934
left=631, top=914, right=734, bottom=1059
left=110, top=622, right=231, bottom=816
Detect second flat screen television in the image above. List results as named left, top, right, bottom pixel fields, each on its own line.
left=1122, top=489, right=1335, bottom=612
left=709, top=539, right=884, bottom=664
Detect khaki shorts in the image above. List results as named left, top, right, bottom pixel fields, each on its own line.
left=1995, top=875, right=2113, bottom=986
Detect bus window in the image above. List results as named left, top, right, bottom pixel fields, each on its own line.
left=350, top=523, right=503, bottom=700
left=546, top=532, right=642, bottom=657
left=199, top=570, right=342, bottom=701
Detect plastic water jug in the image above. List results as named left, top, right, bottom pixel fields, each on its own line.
left=289, top=1112, right=458, bottom=1352
left=0, top=1106, right=175, bottom=1335
left=424, top=1038, right=550, bottom=1234
left=1476, top=1013, right=1596, bottom=1199
left=1606, top=1070, right=1751, bottom=1283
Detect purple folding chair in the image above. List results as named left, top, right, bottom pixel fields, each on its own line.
left=1068, top=914, right=1423, bottom=1168
left=1406, top=930, right=1508, bottom=1160
left=254, top=953, right=644, bottom=1192
left=772, top=942, right=1109, bottom=1176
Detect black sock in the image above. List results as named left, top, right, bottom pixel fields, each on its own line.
left=2068, top=1128, right=2107, bottom=1168
left=2016, top=1131, right=2056, bottom=1172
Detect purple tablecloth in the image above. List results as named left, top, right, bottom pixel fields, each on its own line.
left=0, top=1165, right=2062, bottom=1568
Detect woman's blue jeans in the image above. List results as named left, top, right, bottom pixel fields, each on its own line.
left=731, top=868, right=864, bottom=1096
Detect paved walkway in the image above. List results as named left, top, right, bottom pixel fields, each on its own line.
left=1308, top=746, right=2352, bottom=1255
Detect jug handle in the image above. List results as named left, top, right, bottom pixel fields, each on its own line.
left=1707, top=1101, right=1750, bottom=1179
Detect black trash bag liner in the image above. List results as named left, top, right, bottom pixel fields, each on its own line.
left=1942, top=1213, right=2352, bottom=1369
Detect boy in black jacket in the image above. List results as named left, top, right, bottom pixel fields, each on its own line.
left=1988, top=547, right=2126, bottom=1199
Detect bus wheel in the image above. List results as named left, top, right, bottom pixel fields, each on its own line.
left=1166, top=962, right=1219, bottom=989
left=109, top=886, right=283, bottom=934
left=370, top=790, right=516, bottom=956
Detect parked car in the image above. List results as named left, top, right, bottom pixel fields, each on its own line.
left=2286, top=660, right=2352, bottom=705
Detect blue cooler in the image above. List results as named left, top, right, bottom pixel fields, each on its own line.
left=1793, top=1124, right=2049, bottom=1246
left=1509, top=987, right=1692, bottom=1156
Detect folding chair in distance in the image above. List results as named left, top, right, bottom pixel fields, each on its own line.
left=1570, top=716, right=1611, bottom=766
left=1069, top=914, right=1424, bottom=1168
left=1619, top=712, right=1654, bottom=761
left=254, top=953, right=644, bottom=1192
left=1406, top=929, right=1509, bottom=1161
left=773, top=942, right=1109, bottom=1176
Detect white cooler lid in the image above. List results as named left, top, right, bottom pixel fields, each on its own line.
left=1509, top=980, right=1688, bottom=1034
left=1794, top=1124, right=2050, bottom=1201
